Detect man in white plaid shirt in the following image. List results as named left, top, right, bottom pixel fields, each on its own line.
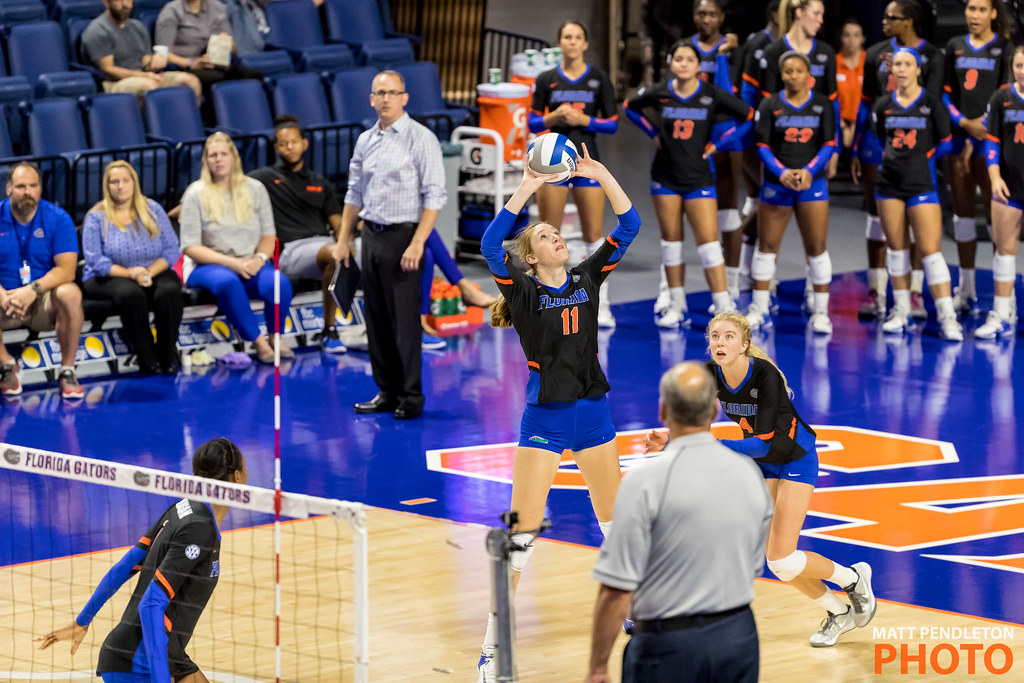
left=336, top=69, right=447, bottom=420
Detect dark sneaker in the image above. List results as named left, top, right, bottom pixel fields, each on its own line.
left=58, top=369, right=84, bottom=400
left=0, top=362, right=22, bottom=396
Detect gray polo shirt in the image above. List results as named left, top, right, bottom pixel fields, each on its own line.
left=81, top=15, right=152, bottom=71
left=155, top=0, right=232, bottom=59
left=592, top=431, right=773, bottom=620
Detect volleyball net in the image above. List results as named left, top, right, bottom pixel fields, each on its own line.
left=0, top=441, right=368, bottom=683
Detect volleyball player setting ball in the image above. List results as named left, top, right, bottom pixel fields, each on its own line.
left=36, top=438, right=247, bottom=683
left=747, top=50, right=836, bottom=335
left=624, top=41, right=753, bottom=327
left=475, top=142, right=639, bottom=682
left=529, top=20, right=619, bottom=328
left=978, top=44, right=1024, bottom=338
left=644, top=314, right=877, bottom=647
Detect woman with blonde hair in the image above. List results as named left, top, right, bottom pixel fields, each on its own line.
left=644, top=311, right=878, bottom=648
left=82, top=160, right=183, bottom=374
left=179, top=132, right=292, bottom=363
left=474, top=144, right=639, bottom=681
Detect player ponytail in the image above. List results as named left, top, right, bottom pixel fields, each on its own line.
left=708, top=312, right=794, bottom=398
left=779, top=0, right=819, bottom=36
left=489, top=222, right=547, bottom=328
left=193, top=437, right=244, bottom=482
left=988, top=0, right=1012, bottom=40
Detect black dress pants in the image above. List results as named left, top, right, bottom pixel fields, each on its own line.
left=361, top=223, right=423, bottom=407
left=83, top=270, right=184, bottom=369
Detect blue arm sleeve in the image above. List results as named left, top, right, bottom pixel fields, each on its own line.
left=586, top=116, right=618, bottom=134
left=714, top=119, right=752, bottom=149
left=480, top=208, right=517, bottom=276
left=942, top=91, right=965, bottom=127
left=720, top=437, right=771, bottom=459
left=138, top=581, right=172, bottom=683
left=740, top=81, right=760, bottom=108
left=756, top=144, right=788, bottom=179
left=986, top=139, right=1001, bottom=167
left=606, top=207, right=641, bottom=262
left=834, top=99, right=841, bottom=139
left=714, top=54, right=734, bottom=91
left=76, top=545, right=147, bottom=626
left=933, top=135, right=953, bottom=160
left=804, top=142, right=837, bottom=177
left=624, top=107, right=658, bottom=138
left=528, top=112, right=546, bottom=133
left=862, top=129, right=880, bottom=156
left=852, top=100, right=870, bottom=153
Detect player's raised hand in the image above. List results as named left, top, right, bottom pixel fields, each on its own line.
left=36, top=620, right=89, bottom=654
left=572, top=143, right=608, bottom=181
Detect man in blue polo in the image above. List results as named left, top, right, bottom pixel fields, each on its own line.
left=0, top=163, right=85, bottom=399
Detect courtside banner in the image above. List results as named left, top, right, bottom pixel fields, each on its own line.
left=0, top=442, right=361, bottom=521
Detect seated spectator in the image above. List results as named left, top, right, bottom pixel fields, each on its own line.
left=82, top=161, right=184, bottom=375
left=224, top=0, right=269, bottom=57
left=0, top=163, right=85, bottom=399
left=154, top=0, right=263, bottom=123
left=82, top=0, right=202, bottom=104
left=180, top=132, right=293, bottom=364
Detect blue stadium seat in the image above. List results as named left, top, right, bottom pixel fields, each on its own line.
left=81, top=92, right=172, bottom=206
left=328, top=66, right=376, bottom=127
left=52, top=0, right=104, bottom=29
left=394, top=61, right=469, bottom=141
left=0, top=107, right=15, bottom=158
left=210, top=80, right=274, bottom=171
left=298, top=43, right=355, bottom=75
left=239, top=49, right=295, bottom=78
left=322, top=0, right=415, bottom=68
left=21, top=97, right=85, bottom=212
left=7, top=21, right=97, bottom=97
left=0, top=1, right=47, bottom=30
left=263, top=0, right=355, bottom=72
left=143, top=85, right=207, bottom=197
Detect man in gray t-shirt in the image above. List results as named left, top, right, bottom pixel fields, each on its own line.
left=585, top=362, right=773, bottom=683
left=81, top=0, right=201, bottom=102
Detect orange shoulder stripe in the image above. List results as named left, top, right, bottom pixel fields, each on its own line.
left=155, top=569, right=175, bottom=599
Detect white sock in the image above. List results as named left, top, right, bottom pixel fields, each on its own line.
left=482, top=612, right=497, bottom=650
left=994, top=295, right=1013, bottom=319
left=814, top=292, right=830, bottom=316
left=893, top=289, right=911, bottom=313
left=753, top=288, right=771, bottom=311
left=911, top=270, right=924, bottom=294
left=814, top=590, right=849, bottom=615
left=726, top=266, right=740, bottom=298
left=959, top=268, right=976, bottom=297
left=658, top=267, right=668, bottom=292
left=805, top=264, right=813, bottom=295
left=867, top=267, right=887, bottom=294
left=60, top=365, right=74, bottom=375
left=712, top=290, right=734, bottom=312
left=669, top=286, right=687, bottom=312
left=599, top=281, right=611, bottom=310
left=935, top=296, right=955, bottom=320
left=739, top=242, right=755, bottom=276
left=828, top=562, right=858, bottom=588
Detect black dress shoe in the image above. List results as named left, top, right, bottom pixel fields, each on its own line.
left=138, top=361, right=161, bottom=375
left=354, top=393, right=398, bottom=414
left=393, top=402, right=423, bottom=420
left=161, top=361, right=180, bottom=375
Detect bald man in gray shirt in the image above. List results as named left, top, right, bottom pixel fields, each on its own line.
left=586, top=362, right=773, bottom=683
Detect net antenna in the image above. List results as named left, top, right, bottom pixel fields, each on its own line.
left=486, top=512, right=551, bottom=683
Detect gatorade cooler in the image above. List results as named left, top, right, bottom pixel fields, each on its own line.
left=477, top=82, right=530, bottom=162
left=510, top=51, right=551, bottom=93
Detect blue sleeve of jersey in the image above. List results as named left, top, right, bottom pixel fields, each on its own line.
left=757, top=144, right=788, bottom=178
left=834, top=99, right=841, bottom=139
left=863, top=128, right=880, bottom=156
left=942, top=91, right=964, bottom=127
left=714, top=119, right=752, bottom=149
left=624, top=106, right=658, bottom=138
left=481, top=208, right=517, bottom=276
left=138, top=581, right=172, bottom=683
left=933, top=135, right=953, bottom=160
left=714, top=54, right=733, bottom=91
left=607, top=207, right=641, bottom=262
left=586, top=115, right=618, bottom=135
left=804, top=141, right=837, bottom=177
left=740, top=81, right=760, bottom=108
left=985, top=139, right=1001, bottom=168
left=75, top=545, right=147, bottom=626
left=528, top=112, right=546, bottom=133
left=720, top=437, right=770, bottom=459
left=852, top=100, right=870, bottom=153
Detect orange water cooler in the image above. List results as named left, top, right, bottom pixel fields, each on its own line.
left=476, top=82, right=531, bottom=162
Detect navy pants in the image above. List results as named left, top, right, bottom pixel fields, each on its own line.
left=622, top=606, right=759, bottom=683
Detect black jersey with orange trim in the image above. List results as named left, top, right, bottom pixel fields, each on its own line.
left=756, top=36, right=837, bottom=101
left=986, top=86, right=1024, bottom=198
left=97, top=498, right=220, bottom=677
left=872, top=91, right=951, bottom=196
left=944, top=34, right=1012, bottom=120
left=705, top=357, right=816, bottom=465
left=755, top=91, right=836, bottom=182
left=737, top=28, right=774, bottom=93
left=531, top=64, right=617, bottom=161
left=625, top=79, right=752, bottom=194
left=863, top=38, right=945, bottom=104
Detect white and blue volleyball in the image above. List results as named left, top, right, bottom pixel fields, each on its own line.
left=527, top=133, right=578, bottom=183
